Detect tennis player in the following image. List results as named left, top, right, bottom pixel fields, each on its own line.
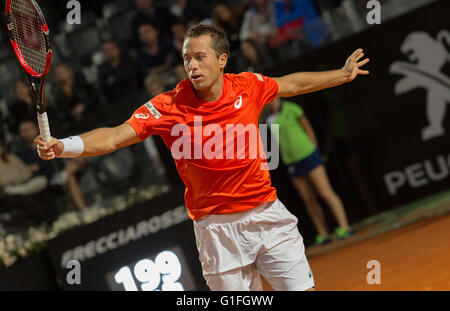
left=35, top=24, right=369, bottom=291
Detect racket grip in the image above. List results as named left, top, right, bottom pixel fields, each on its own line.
left=37, top=112, right=51, bottom=142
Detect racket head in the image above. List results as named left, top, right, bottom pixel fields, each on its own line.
left=5, top=0, right=52, bottom=78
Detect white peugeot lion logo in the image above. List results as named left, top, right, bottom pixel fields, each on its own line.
left=389, top=30, right=450, bottom=141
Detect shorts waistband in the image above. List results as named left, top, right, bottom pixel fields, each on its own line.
left=195, top=200, right=277, bottom=224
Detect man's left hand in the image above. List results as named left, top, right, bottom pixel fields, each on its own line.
left=343, top=48, right=370, bottom=82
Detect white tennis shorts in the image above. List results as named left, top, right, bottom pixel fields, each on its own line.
left=193, top=199, right=315, bottom=291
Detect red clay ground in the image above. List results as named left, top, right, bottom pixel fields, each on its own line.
left=308, top=213, right=450, bottom=291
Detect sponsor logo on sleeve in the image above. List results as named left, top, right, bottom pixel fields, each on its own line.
left=145, top=101, right=161, bottom=119
left=253, top=73, right=264, bottom=82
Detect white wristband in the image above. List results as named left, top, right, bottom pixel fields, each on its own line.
left=60, top=136, right=84, bottom=158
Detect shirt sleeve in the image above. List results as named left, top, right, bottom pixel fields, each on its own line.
left=239, top=72, right=279, bottom=111
left=126, top=96, right=167, bottom=141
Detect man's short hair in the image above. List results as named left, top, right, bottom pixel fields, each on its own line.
left=184, top=23, right=230, bottom=58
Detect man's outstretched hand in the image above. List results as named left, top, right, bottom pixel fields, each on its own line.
left=343, top=48, right=370, bottom=82
left=34, top=136, right=63, bottom=160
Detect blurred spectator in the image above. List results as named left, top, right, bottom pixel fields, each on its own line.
left=98, top=40, right=140, bottom=102
left=3, top=134, right=63, bottom=224
left=165, top=64, right=189, bottom=90
left=237, top=39, right=274, bottom=72
left=0, top=138, right=54, bottom=225
left=171, top=19, right=188, bottom=66
left=267, top=98, right=352, bottom=244
left=15, top=120, right=55, bottom=180
left=239, top=0, right=277, bottom=46
left=169, top=0, right=211, bottom=23
left=15, top=119, right=88, bottom=212
left=7, top=79, right=35, bottom=135
left=142, top=74, right=168, bottom=177
left=211, top=1, right=245, bottom=52
left=144, top=73, right=166, bottom=100
left=271, top=0, right=327, bottom=48
left=173, top=64, right=189, bottom=83
left=131, top=0, right=175, bottom=40
left=52, top=63, right=100, bottom=136
left=138, top=22, right=176, bottom=78
left=0, top=139, right=34, bottom=196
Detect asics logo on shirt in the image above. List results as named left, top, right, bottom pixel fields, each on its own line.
left=234, top=95, right=243, bottom=109
left=134, top=113, right=150, bottom=119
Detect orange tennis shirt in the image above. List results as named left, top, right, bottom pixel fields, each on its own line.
left=127, top=72, right=279, bottom=220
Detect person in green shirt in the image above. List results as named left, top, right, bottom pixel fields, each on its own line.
left=267, top=97, right=352, bottom=245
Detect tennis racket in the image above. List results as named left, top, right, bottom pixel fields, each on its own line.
left=5, top=0, right=53, bottom=142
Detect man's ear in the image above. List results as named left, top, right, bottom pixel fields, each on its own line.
left=219, top=53, right=228, bottom=70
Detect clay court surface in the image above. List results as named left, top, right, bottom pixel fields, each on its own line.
left=308, top=213, right=450, bottom=291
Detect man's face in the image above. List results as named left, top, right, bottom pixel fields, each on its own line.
left=14, top=80, right=30, bottom=99
left=183, top=35, right=227, bottom=91
left=148, top=82, right=164, bottom=97
left=54, top=65, right=72, bottom=84
left=139, top=24, right=158, bottom=46
left=19, top=121, right=38, bottom=145
left=255, top=0, right=266, bottom=8
left=135, top=0, right=152, bottom=11
left=172, top=23, right=186, bottom=41
left=240, top=41, right=257, bottom=60
left=102, top=42, right=120, bottom=63
left=213, top=4, right=231, bottom=22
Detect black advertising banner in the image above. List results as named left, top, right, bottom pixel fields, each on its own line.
left=45, top=185, right=208, bottom=291
left=266, top=0, right=450, bottom=215
left=0, top=253, right=57, bottom=290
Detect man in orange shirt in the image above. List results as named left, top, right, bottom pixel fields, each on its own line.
left=36, top=24, right=369, bottom=291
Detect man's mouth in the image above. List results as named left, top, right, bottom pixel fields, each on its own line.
left=191, top=74, right=203, bottom=81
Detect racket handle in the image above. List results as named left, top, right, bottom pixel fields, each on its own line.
left=37, top=112, right=51, bottom=142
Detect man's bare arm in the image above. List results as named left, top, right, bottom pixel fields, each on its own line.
left=35, top=123, right=141, bottom=160
left=273, top=48, right=370, bottom=98
left=79, top=123, right=141, bottom=157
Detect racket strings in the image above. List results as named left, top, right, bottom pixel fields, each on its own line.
left=10, top=0, right=47, bottom=75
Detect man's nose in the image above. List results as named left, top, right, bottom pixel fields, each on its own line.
left=188, top=58, right=199, bottom=71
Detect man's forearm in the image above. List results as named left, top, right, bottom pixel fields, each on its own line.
left=274, top=48, right=370, bottom=98
left=78, top=127, right=121, bottom=157
left=277, top=69, right=350, bottom=97
left=61, top=124, right=139, bottom=158
left=36, top=123, right=140, bottom=161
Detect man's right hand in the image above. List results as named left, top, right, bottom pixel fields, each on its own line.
left=34, top=136, right=64, bottom=160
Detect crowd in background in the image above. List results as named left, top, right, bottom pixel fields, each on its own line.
left=0, top=0, right=423, bottom=232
